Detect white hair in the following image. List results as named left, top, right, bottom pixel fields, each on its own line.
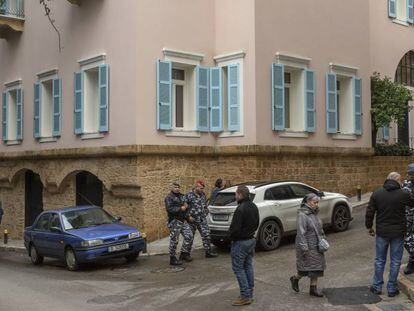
left=387, top=172, right=401, bottom=181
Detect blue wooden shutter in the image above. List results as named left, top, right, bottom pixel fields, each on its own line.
left=197, top=66, right=210, bottom=132
left=389, top=0, right=397, bottom=18
left=74, top=71, right=83, bottom=134
left=326, top=73, right=337, bottom=133
left=2, top=92, right=7, bottom=141
left=305, top=70, right=316, bottom=132
left=210, top=67, right=222, bottom=132
left=52, top=78, right=61, bottom=137
left=354, top=77, right=362, bottom=135
left=408, top=0, right=414, bottom=23
left=99, top=65, right=109, bottom=132
left=383, top=126, right=390, bottom=140
left=228, top=64, right=240, bottom=132
left=156, top=60, right=172, bottom=130
left=34, top=83, right=41, bottom=138
left=16, top=88, right=23, bottom=140
left=272, top=64, right=285, bottom=131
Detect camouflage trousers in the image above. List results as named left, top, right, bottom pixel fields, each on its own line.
left=189, top=217, right=212, bottom=253
left=168, top=219, right=193, bottom=257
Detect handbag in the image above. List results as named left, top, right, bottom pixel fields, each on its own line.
left=310, top=217, right=330, bottom=253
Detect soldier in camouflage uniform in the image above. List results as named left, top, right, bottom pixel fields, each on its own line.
left=165, top=182, right=194, bottom=266
left=185, top=180, right=218, bottom=258
left=402, top=163, right=414, bottom=275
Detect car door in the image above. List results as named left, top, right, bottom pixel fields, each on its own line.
left=32, top=213, right=51, bottom=255
left=288, top=184, right=330, bottom=223
left=45, top=213, right=65, bottom=258
left=262, top=185, right=298, bottom=232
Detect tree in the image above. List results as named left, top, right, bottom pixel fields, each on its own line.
left=371, top=72, right=413, bottom=146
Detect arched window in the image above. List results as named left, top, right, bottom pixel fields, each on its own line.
left=395, top=51, right=414, bottom=86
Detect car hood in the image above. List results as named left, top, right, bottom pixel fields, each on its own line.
left=323, top=191, right=347, bottom=199
left=67, top=223, right=138, bottom=240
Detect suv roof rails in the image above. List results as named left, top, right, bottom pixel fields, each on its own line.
left=229, top=180, right=299, bottom=189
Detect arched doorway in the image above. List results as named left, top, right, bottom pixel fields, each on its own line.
left=394, top=50, right=414, bottom=146
left=75, top=171, right=103, bottom=207
left=25, top=170, right=44, bottom=227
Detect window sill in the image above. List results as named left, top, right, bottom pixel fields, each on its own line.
left=279, top=131, right=309, bottom=138
left=392, top=19, right=409, bottom=27
left=81, top=133, right=105, bottom=140
left=332, top=133, right=357, bottom=140
left=38, top=137, right=58, bottom=143
left=165, top=130, right=201, bottom=138
left=5, top=140, right=22, bottom=146
left=218, top=131, right=244, bottom=138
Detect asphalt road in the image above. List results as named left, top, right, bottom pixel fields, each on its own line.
left=0, top=207, right=413, bottom=311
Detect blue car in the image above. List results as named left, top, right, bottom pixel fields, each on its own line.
left=24, top=206, right=146, bottom=271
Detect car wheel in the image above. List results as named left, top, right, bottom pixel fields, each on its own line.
left=259, top=220, right=283, bottom=251
left=125, top=252, right=140, bottom=262
left=30, top=244, right=44, bottom=265
left=331, top=205, right=351, bottom=232
left=65, top=247, right=80, bottom=271
left=211, top=239, right=231, bottom=249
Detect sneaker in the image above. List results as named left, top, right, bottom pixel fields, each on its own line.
left=388, top=289, right=400, bottom=297
left=232, top=297, right=252, bottom=306
left=179, top=252, right=193, bottom=262
left=205, top=251, right=218, bottom=258
left=290, top=276, right=299, bottom=292
left=369, top=286, right=382, bottom=295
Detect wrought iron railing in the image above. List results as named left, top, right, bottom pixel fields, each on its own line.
left=0, top=0, right=24, bottom=19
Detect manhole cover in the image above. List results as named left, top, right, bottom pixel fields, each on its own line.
left=324, top=286, right=382, bottom=305
left=87, top=295, right=130, bottom=304
left=151, top=266, right=185, bottom=273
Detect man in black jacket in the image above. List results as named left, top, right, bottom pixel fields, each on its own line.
left=366, top=172, right=414, bottom=297
left=229, top=185, right=259, bottom=306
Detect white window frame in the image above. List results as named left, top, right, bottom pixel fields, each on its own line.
left=3, top=79, right=22, bottom=145
left=163, top=48, right=203, bottom=137
left=36, top=68, right=59, bottom=143
left=214, top=51, right=245, bottom=138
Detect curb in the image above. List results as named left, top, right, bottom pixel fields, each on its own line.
left=399, top=265, right=414, bottom=301
left=0, top=245, right=26, bottom=254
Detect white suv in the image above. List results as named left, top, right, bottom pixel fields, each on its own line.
left=207, top=181, right=352, bottom=251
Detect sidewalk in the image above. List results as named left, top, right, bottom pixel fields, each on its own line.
left=0, top=192, right=371, bottom=256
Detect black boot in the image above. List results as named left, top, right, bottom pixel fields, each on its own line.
left=170, top=256, right=183, bottom=266
left=290, top=276, right=299, bottom=292
left=310, top=285, right=324, bottom=297
left=179, top=252, right=193, bottom=262
left=205, top=251, right=218, bottom=258
left=404, top=260, right=414, bottom=275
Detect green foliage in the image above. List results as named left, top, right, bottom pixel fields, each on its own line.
left=374, top=143, right=413, bottom=156
left=371, top=72, right=413, bottom=131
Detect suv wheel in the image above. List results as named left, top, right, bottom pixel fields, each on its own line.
left=65, top=247, right=80, bottom=271
left=30, top=244, right=44, bottom=265
left=331, top=205, right=351, bottom=232
left=259, top=220, right=283, bottom=251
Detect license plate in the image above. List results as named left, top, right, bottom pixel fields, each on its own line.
left=212, top=214, right=229, bottom=221
left=108, top=243, right=129, bottom=253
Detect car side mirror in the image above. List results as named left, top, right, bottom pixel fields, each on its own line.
left=317, top=191, right=325, bottom=197
left=50, top=227, right=62, bottom=234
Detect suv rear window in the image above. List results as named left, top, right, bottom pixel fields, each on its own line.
left=211, top=192, right=255, bottom=206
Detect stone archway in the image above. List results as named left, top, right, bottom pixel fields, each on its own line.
left=75, top=171, right=103, bottom=207
left=24, top=170, right=44, bottom=227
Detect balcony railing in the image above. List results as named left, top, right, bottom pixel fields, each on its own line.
left=0, top=0, right=24, bottom=19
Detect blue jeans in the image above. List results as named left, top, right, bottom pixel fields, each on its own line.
left=231, top=239, right=256, bottom=299
left=372, top=235, right=404, bottom=293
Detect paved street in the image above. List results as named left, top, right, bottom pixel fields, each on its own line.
left=0, top=206, right=413, bottom=311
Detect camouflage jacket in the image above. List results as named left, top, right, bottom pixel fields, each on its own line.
left=402, top=180, right=414, bottom=254
left=185, top=190, right=207, bottom=221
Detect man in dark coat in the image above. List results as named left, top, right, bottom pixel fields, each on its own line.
left=366, top=172, right=414, bottom=297
left=402, top=163, right=414, bottom=274
left=229, top=185, right=259, bottom=306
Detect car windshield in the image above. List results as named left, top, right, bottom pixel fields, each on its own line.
left=211, top=192, right=255, bottom=206
left=61, top=208, right=116, bottom=230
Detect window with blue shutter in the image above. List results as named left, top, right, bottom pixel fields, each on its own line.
left=197, top=66, right=210, bottom=132
left=389, top=0, right=397, bottom=18
left=16, top=88, right=23, bottom=141
left=305, top=70, right=316, bottom=132
left=227, top=64, right=240, bottom=132
left=272, top=63, right=285, bottom=131
left=210, top=67, right=222, bottom=132
left=354, top=77, right=362, bottom=135
left=34, top=83, right=41, bottom=138
left=99, top=65, right=109, bottom=132
left=74, top=71, right=83, bottom=134
left=52, top=78, right=61, bottom=137
left=156, top=60, right=172, bottom=130
left=326, top=73, right=337, bottom=133
left=2, top=91, right=8, bottom=141
left=408, top=0, right=414, bottom=23
left=383, top=126, right=390, bottom=140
